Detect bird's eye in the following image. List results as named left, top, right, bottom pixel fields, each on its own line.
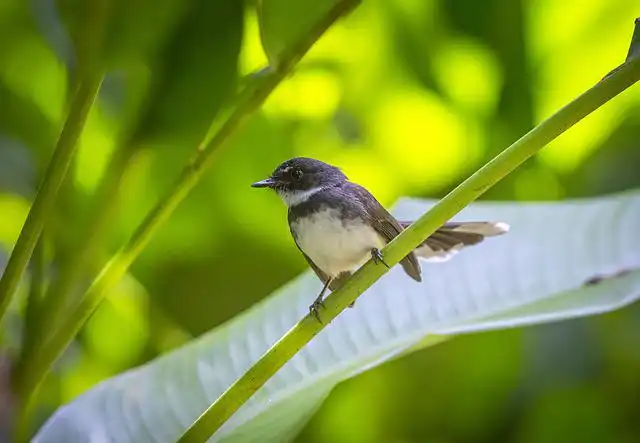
left=291, top=168, right=303, bottom=180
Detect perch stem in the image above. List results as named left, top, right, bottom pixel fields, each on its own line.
left=177, top=55, right=640, bottom=443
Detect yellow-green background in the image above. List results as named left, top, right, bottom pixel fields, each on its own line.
left=1, top=0, right=639, bottom=441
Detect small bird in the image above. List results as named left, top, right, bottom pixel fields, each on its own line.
left=252, top=157, right=509, bottom=320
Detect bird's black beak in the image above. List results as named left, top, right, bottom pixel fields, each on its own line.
left=251, top=177, right=277, bottom=188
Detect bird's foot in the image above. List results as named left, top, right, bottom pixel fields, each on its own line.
left=371, top=248, right=390, bottom=268
left=309, top=295, right=326, bottom=323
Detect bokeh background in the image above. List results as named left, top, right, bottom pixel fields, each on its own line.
left=1, top=0, right=640, bottom=441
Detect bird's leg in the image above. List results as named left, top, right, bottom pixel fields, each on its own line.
left=371, top=248, right=390, bottom=269
left=309, top=278, right=332, bottom=322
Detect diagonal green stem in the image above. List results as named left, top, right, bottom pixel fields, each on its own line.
left=20, top=233, right=47, bottom=360
left=176, top=57, right=640, bottom=443
left=9, top=1, right=110, bottom=439
left=0, top=74, right=103, bottom=324
left=14, top=0, right=362, bottom=420
left=21, top=146, right=133, bottom=366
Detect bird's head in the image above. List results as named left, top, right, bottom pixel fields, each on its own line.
left=251, top=157, right=347, bottom=206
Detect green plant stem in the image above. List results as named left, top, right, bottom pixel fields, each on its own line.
left=9, top=1, right=110, bottom=439
left=21, top=234, right=47, bottom=358
left=15, top=235, right=47, bottom=439
left=175, top=57, right=640, bottom=443
left=14, top=0, right=362, bottom=421
left=0, top=74, right=103, bottom=324
left=21, top=147, right=133, bottom=366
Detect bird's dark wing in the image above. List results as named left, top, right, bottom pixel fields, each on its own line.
left=347, top=183, right=422, bottom=282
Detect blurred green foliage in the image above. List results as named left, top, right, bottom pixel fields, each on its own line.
left=0, top=0, right=639, bottom=441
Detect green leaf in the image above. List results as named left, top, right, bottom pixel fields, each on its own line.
left=0, top=82, right=56, bottom=161
left=130, top=0, right=245, bottom=148
left=54, top=0, right=245, bottom=148
left=102, top=0, right=192, bottom=66
left=0, top=4, right=58, bottom=162
left=258, top=0, right=341, bottom=67
left=55, top=0, right=192, bottom=68
left=33, top=191, right=640, bottom=443
left=0, top=137, right=37, bottom=197
left=626, top=17, right=640, bottom=62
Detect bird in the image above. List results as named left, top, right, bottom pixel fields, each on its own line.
left=251, top=157, right=509, bottom=321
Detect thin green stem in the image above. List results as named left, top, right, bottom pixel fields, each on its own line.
left=15, top=0, right=362, bottom=420
left=0, top=74, right=103, bottom=324
left=22, top=147, right=133, bottom=364
left=9, top=0, right=110, bottom=439
left=21, top=234, right=47, bottom=358
left=176, top=57, right=640, bottom=443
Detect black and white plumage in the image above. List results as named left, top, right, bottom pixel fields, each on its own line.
left=251, top=157, right=509, bottom=319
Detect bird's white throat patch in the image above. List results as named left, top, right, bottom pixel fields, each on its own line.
left=278, top=186, right=324, bottom=207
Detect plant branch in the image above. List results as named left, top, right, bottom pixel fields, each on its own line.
left=20, top=147, right=133, bottom=368
left=0, top=74, right=103, bottom=324
left=176, top=50, right=640, bottom=443
left=14, top=0, right=362, bottom=421
left=8, top=0, right=110, bottom=438
left=21, top=234, right=47, bottom=358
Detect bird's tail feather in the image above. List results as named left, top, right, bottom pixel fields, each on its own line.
left=398, top=221, right=509, bottom=262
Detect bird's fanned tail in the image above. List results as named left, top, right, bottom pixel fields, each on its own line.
left=398, top=221, right=510, bottom=262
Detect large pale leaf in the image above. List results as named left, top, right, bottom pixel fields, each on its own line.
left=34, top=191, right=640, bottom=443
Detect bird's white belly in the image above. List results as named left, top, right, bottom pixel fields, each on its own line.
left=291, top=208, right=385, bottom=277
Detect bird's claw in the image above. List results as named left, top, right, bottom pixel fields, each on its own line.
left=309, top=298, right=326, bottom=323
left=371, top=248, right=390, bottom=268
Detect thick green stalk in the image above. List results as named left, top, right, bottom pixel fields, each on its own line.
left=0, top=74, right=103, bottom=323
left=15, top=0, right=362, bottom=418
left=176, top=57, right=640, bottom=443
